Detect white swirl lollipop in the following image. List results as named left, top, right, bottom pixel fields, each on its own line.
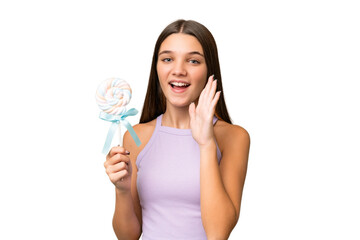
left=96, top=78, right=132, bottom=115
left=96, top=78, right=134, bottom=150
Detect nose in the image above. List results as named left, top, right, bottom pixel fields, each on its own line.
left=172, top=60, right=187, bottom=76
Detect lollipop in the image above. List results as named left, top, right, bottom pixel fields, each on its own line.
left=96, top=78, right=141, bottom=154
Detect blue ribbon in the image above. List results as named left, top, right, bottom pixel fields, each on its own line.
left=99, top=108, right=142, bottom=154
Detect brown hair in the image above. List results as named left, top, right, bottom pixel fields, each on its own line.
left=139, top=19, right=232, bottom=124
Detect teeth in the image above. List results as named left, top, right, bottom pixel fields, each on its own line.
left=171, top=82, right=189, bottom=87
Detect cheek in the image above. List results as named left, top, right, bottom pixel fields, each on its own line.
left=156, top=64, right=169, bottom=93
left=192, top=67, right=207, bottom=87
left=156, top=63, right=162, bottom=77
left=157, top=63, right=171, bottom=80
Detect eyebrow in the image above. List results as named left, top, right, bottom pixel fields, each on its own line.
left=158, top=50, right=204, bottom=57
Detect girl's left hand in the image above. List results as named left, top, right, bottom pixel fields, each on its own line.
left=189, top=75, right=221, bottom=147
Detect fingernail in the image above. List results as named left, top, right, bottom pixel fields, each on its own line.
left=125, top=150, right=130, bottom=155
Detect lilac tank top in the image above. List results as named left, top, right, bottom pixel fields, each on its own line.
left=136, top=114, right=222, bottom=240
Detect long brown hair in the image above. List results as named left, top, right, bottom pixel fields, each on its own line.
left=139, top=19, right=232, bottom=124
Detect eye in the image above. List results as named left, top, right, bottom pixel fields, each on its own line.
left=189, top=59, right=200, bottom=64
left=162, top=58, right=172, bottom=62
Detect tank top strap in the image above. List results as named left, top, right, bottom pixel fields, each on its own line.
left=213, top=115, right=219, bottom=125
left=136, top=114, right=162, bottom=166
left=156, top=114, right=163, bottom=128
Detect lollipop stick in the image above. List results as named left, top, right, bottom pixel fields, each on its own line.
left=118, top=123, right=124, bottom=181
left=119, top=123, right=123, bottom=147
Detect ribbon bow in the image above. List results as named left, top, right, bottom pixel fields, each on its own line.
left=99, top=108, right=141, bottom=154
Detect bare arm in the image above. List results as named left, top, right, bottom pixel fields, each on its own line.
left=188, top=76, right=250, bottom=239
left=104, top=129, right=143, bottom=239
left=113, top=188, right=141, bottom=240
left=200, top=126, right=250, bottom=239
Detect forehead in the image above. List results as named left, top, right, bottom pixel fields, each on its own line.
left=159, top=33, right=203, bottom=54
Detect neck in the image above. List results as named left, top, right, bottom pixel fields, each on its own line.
left=162, top=104, right=191, bottom=129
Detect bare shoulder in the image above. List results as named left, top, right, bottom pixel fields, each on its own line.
left=123, top=118, right=157, bottom=162
left=214, top=120, right=250, bottom=154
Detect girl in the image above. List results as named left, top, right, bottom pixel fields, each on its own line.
left=104, top=19, right=250, bottom=240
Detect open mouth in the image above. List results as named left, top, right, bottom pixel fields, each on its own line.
left=169, top=82, right=191, bottom=89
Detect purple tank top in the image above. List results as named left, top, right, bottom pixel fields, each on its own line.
left=136, top=114, right=222, bottom=240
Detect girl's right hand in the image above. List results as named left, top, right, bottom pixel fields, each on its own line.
left=104, top=146, right=132, bottom=192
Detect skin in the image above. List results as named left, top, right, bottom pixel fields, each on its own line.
left=104, top=33, right=250, bottom=240
left=157, top=33, right=210, bottom=128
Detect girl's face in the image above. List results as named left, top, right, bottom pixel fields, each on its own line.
left=157, top=33, right=208, bottom=108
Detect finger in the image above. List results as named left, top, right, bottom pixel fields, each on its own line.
left=109, top=170, right=128, bottom=183
left=210, top=91, right=221, bottom=110
left=203, top=75, right=214, bottom=98
left=107, top=161, right=129, bottom=174
left=198, top=75, right=213, bottom=105
left=209, top=79, right=217, bottom=100
left=188, top=102, right=196, bottom=120
left=111, top=153, right=130, bottom=165
left=197, top=87, right=206, bottom=106
left=106, top=153, right=130, bottom=167
left=206, top=77, right=217, bottom=104
left=107, top=146, right=130, bottom=159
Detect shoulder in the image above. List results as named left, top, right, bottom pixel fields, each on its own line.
left=214, top=120, right=250, bottom=154
left=132, top=119, right=157, bottom=141
left=123, top=118, right=157, bottom=159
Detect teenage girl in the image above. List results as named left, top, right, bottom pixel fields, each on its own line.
left=104, top=19, right=250, bottom=240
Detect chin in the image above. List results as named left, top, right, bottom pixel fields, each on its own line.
left=168, top=100, right=191, bottom=108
